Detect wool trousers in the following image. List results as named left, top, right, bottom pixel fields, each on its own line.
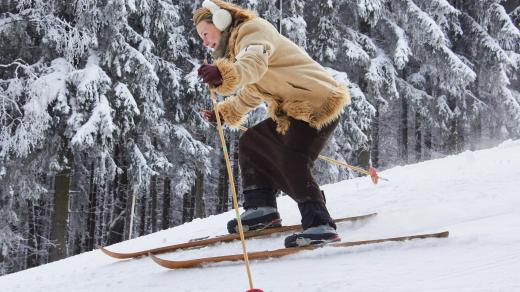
left=238, top=117, right=339, bottom=229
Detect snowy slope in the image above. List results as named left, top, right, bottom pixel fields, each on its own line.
left=1, top=140, right=520, bottom=292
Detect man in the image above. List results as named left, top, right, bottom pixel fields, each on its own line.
left=194, top=0, right=350, bottom=248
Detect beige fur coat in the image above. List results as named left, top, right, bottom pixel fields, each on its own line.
left=213, top=16, right=350, bottom=134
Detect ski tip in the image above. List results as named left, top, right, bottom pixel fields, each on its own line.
left=148, top=252, right=159, bottom=261
left=438, top=231, right=450, bottom=238
left=414, top=230, right=449, bottom=240
left=149, top=253, right=161, bottom=265
left=99, top=246, right=114, bottom=257
left=149, top=252, right=169, bottom=268
left=149, top=252, right=182, bottom=269
left=99, top=246, right=132, bottom=259
left=333, top=212, right=378, bottom=224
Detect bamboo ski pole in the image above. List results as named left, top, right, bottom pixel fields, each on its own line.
left=209, top=89, right=260, bottom=292
left=236, top=125, right=388, bottom=184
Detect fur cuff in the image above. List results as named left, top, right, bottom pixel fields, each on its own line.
left=216, top=98, right=246, bottom=127
left=214, top=58, right=240, bottom=96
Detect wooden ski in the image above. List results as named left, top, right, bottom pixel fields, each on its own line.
left=149, top=231, right=449, bottom=269
left=100, top=212, right=377, bottom=259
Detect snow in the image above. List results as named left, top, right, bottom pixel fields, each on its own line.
left=70, top=94, right=115, bottom=147
left=357, top=0, right=385, bottom=25
left=386, top=18, right=410, bottom=70
left=126, top=0, right=136, bottom=13
left=403, top=0, right=447, bottom=48
left=6, top=59, right=71, bottom=157
left=489, top=3, right=520, bottom=51
left=343, top=39, right=371, bottom=66
left=114, top=82, right=140, bottom=115
left=2, top=140, right=520, bottom=292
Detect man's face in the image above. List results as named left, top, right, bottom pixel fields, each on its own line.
left=196, top=20, right=222, bottom=50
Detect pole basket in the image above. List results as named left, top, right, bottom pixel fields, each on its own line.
left=368, top=166, right=380, bottom=184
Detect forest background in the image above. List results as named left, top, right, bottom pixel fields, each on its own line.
left=0, top=0, right=519, bottom=275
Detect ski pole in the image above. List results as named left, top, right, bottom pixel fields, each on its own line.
left=209, top=89, right=263, bottom=292
left=317, top=154, right=388, bottom=184
left=236, top=125, right=388, bottom=184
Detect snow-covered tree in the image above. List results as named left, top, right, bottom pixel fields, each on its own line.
left=281, top=0, right=307, bottom=47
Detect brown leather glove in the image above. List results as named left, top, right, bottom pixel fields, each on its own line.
left=198, top=64, right=223, bottom=87
left=201, top=109, right=224, bottom=125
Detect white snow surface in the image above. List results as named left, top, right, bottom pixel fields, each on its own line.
left=2, top=140, right=520, bottom=292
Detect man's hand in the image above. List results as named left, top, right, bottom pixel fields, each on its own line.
left=198, top=64, right=223, bottom=87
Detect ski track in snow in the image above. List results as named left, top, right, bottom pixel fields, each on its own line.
left=1, top=140, right=520, bottom=292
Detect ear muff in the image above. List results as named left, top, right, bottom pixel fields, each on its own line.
left=202, top=0, right=232, bottom=31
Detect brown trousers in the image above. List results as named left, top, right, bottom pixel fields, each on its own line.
left=239, top=117, right=339, bottom=205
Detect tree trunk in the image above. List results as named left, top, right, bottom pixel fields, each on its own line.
left=194, top=171, right=206, bottom=219
left=448, top=113, right=460, bottom=155
left=414, top=112, right=422, bottom=162
left=125, top=191, right=135, bottom=240
left=86, top=162, right=97, bottom=251
left=372, top=101, right=380, bottom=167
left=182, top=189, right=195, bottom=223
left=107, top=173, right=126, bottom=244
left=96, top=184, right=105, bottom=247
left=107, top=144, right=128, bottom=244
left=150, top=175, right=157, bottom=232
left=457, top=115, right=465, bottom=152
left=217, top=155, right=229, bottom=214
left=424, top=127, right=432, bottom=160
left=400, top=98, right=409, bottom=163
left=139, top=193, right=146, bottom=235
left=357, top=149, right=370, bottom=170
left=471, top=115, right=482, bottom=150
left=49, top=170, right=70, bottom=262
left=26, top=200, right=39, bottom=268
left=231, top=132, right=242, bottom=204
left=162, top=178, right=171, bottom=230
